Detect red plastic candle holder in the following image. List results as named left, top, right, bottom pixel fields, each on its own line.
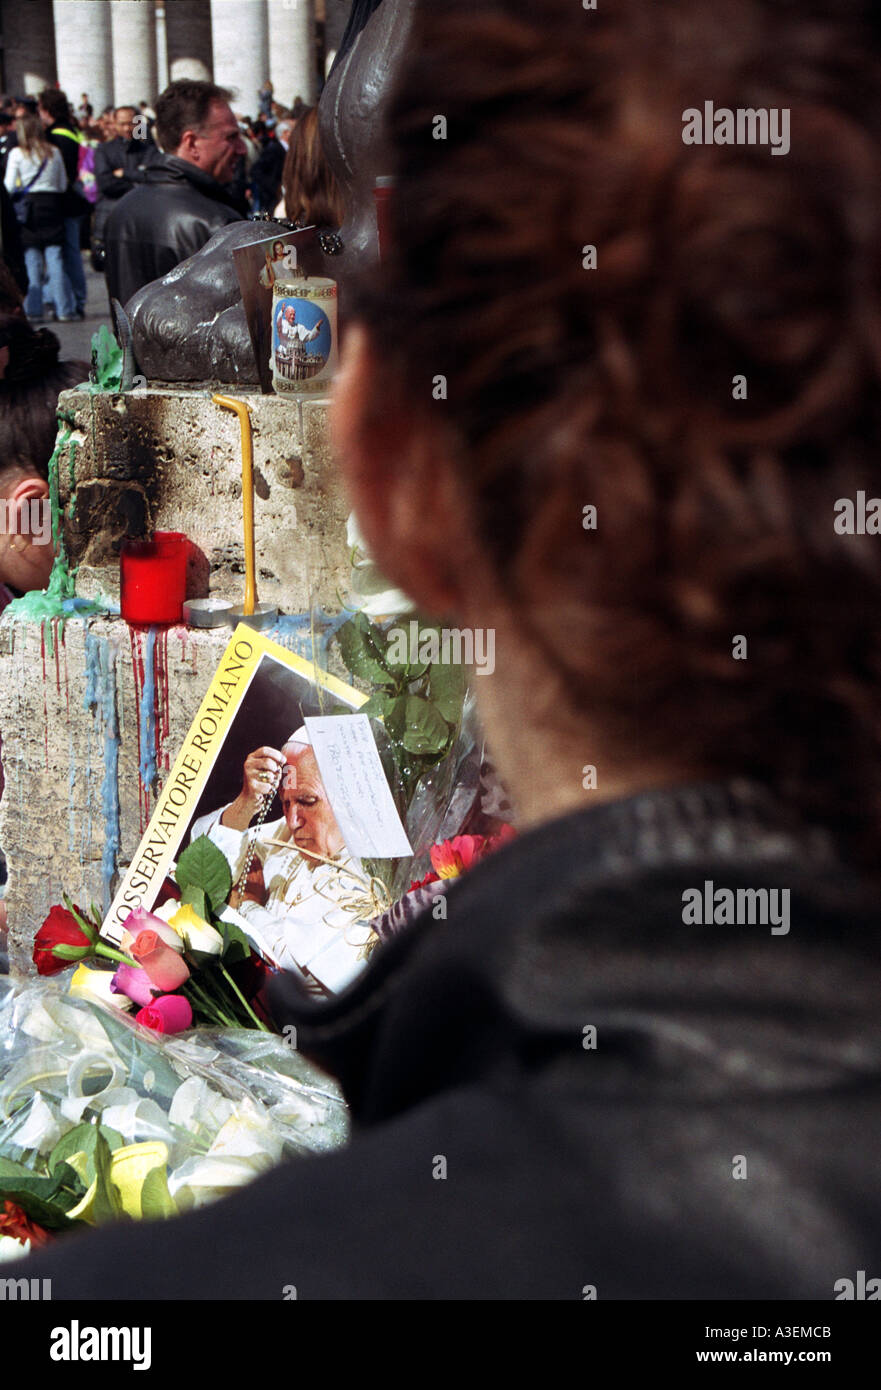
left=120, top=532, right=188, bottom=626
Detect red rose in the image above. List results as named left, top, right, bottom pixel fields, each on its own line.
left=32, top=905, right=93, bottom=976
left=0, top=1200, right=52, bottom=1249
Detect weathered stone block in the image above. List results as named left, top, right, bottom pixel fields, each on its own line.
left=58, top=385, right=350, bottom=612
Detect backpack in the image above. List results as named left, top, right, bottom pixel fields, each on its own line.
left=11, top=155, right=48, bottom=225
left=76, top=142, right=98, bottom=205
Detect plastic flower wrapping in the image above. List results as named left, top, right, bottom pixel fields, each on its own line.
left=0, top=975, right=347, bottom=1247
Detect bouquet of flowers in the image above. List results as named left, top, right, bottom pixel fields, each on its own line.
left=33, top=836, right=275, bottom=1037
left=0, top=976, right=348, bottom=1254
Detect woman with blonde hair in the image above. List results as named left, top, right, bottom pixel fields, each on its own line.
left=3, top=115, right=75, bottom=322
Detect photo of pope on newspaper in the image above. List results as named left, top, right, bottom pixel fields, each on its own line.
left=106, top=629, right=404, bottom=1000
left=184, top=651, right=379, bottom=998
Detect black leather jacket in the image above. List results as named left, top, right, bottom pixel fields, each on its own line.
left=104, top=154, right=243, bottom=306
left=20, top=780, right=881, bottom=1298
left=92, top=136, right=161, bottom=243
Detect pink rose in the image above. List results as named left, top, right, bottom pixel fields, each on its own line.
left=130, top=930, right=190, bottom=991
left=110, top=963, right=158, bottom=1007
left=119, top=907, right=184, bottom=953
left=135, top=994, right=193, bottom=1035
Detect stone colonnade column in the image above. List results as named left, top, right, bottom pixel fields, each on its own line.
left=52, top=0, right=114, bottom=114
left=110, top=0, right=159, bottom=107
left=267, top=0, right=316, bottom=109
left=210, top=0, right=268, bottom=116
left=2, top=0, right=57, bottom=94
left=165, top=0, right=213, bottom=82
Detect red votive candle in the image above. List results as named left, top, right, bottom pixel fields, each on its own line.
left=373, top=176, right=394, bottom=263
left=120, top=532, right=188, bottom=626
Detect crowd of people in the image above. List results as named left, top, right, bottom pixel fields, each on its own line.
left=0, top=81, right=342, bottom=320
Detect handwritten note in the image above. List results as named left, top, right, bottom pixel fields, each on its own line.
left=304, top=714, right=413, bottom=859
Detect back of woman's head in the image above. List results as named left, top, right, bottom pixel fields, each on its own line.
left=282, top=107, right=344, bottom=228
left=16, top=114, right=49, bottom=157
left=351, top=0, right=881, bottom=866
left=0, top=314, right=86, bottom=477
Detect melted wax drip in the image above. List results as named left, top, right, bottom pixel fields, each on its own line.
left=130, top=627, right=166, bottom=830
left=270, top=610, right=346, bottom=666
left=6, top=423, right=110, bottom=634
left=84, top=630, right=121, bottom=911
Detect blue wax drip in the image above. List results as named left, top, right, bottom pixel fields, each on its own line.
left=270, top=610, right=347, bottom=666
left=138, top=627, right=157, bottom=791
left=83, top=630, right=121, bottom=910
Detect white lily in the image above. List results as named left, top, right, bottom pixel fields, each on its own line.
left=100, top=1094, right=176, bottom=1146
left=9, top=1091, right=61, bottom=1155
left=346, top=511, right=414, bottom=620
left=168, top=1076, right=235, bottom=1138
left=168, top=1153, right=273, bottom=1212
left=208, top=1104, right=283, bottom=1167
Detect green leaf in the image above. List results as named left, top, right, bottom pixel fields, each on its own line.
left=49, top=1122, right=124, bottom=1176
left=337, top=614, right=397, bottom=690
left=90, top=1128, right=123, bottom=1223
left=0, top=1186, right=81, bottom=1231
left=0, top=1156, right=37, bottom=1179
left=427, top=659, right=467, bottom=723
left=220, top=919, right=251, bottom=965
left=358, top=692, right=398, bottom=720
left=400, top=696, right=451, bottom=755
left=0, top=1173, right=62, bottom=1200
left=182, top=884, right=208, bottom=922
left=175, top=835, right=232, bottom=913
left=140, top=1164, right=177, bottom=1220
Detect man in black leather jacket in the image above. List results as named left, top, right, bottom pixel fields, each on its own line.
left=91, top=106, right=160, bottom=269
left=104, top=80, right=245, bottom=307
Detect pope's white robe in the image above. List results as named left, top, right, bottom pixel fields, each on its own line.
left=190, top=804, right=375, bottom=995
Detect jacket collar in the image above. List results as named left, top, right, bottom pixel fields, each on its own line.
left=268, top=779, right=878, bottom=1123
left=143, top=153, right=238, bottom=205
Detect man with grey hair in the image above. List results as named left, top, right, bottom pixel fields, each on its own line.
left=190, top=729, right=375, bottom=995
left=105, top=79, right=245, bottom=306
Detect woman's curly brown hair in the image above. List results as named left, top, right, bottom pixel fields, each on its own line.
left=351, top=0, right=881, bottom=866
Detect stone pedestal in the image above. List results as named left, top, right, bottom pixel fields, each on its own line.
left=0, top=380, right=354, bottom=971
left=0, top=607, right=349, bottom=975
left=57, top=385, right=350, bottom=612
left=0, top=617, right=225, bottom=975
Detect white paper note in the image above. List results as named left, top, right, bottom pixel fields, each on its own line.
left=304, top=714, right=413, bottom=859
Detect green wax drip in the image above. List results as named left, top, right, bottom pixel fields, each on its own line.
left=5, top=420, right=108, bottom=637
left=68, top=437, right=77, bottom=518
